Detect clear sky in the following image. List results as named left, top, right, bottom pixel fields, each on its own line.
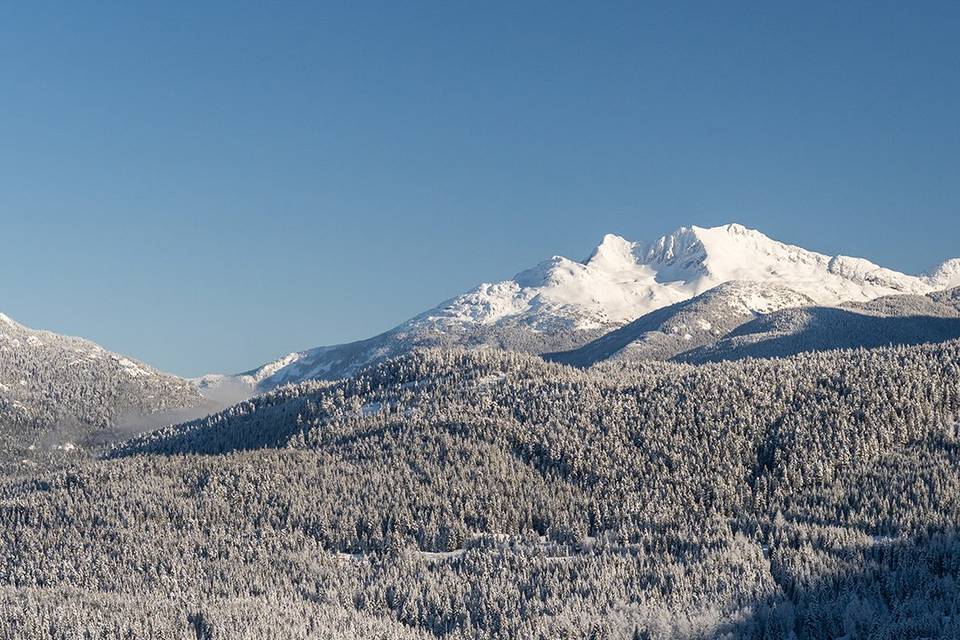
left=1, top=2, right=958, bottom=376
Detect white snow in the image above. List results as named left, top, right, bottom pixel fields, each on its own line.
left=359, top=402, right=382, bottom=417
left=197, top=223, right=960, bottom=396
left=108, top=355, right=151, bottom=378
left=475, top=373, right=507, bottom=386
left=419, top=223, right=943, bottom=333
left=417, top=549, right=468, bottom=562
left=924, top=258, right=960, bottom=289
left=708, top=282, right=817, bottom=317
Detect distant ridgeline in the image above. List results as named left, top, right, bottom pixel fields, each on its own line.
left=547, top=285, right=960, bottom=367
left=1, top=340, right=957, bottom=637
left=197, top=224, right=960, bottom=398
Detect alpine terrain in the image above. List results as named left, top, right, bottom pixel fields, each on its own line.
left=199, top=223, right=960, bottom=397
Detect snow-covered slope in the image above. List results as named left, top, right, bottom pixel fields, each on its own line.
left=929, top=286, right=960, bottom=312
left=925, top=259, right=960, bottom=290
left=544, top=281, right=817, bottom=367
left=201, top=223, right=958, bottom=397
left=679, top=288, right=960, bottom=364
left=0, top=312, right=208, bottom=469
left=401, top=222, right=939, bottom=331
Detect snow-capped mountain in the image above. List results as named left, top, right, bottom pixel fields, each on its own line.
left=200, top=223, right=959, bottom=397
left=0, top=312, right=208, bottom=469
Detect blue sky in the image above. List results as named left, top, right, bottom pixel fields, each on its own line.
left=1, top=2, right=958, bottom=376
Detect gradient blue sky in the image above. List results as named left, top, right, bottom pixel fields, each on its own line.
left=1, top=2, right=958, bottom=376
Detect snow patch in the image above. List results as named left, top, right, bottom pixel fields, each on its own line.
left=474, top=373, right=507, bottom=387
left=417, top=549, right=468, bottom=562
left=925, top=259, right=960, bottom=289
left=360, top=402, right=382, bottom=417
left=112, top=356, right=151, bottom=378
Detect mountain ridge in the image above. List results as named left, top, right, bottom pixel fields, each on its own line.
left=544, top=281, right=818, bottom=367
left=678, top=289, right=960, bottom=364
left=199, top=223, right=958, bottom=397
left=0, top=310, right=210, bottom=470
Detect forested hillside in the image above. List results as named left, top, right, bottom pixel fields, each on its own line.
left=0, top=313, right=207, bottom=473
left=1, top=342, right=959, bottom=638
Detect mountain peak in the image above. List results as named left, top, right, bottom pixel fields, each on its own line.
left=678, top=222, right=773, bottom=247
left=205, top=222, right=960, bottom=395
left=707, top=222, right=766, bottom=237
left=597, top=232, right=632, bottom=250
left=664, top=221, right=763, bottom=238
left=925, top=259, right=960, bottom=289
left=437, top=221, right=949, bottom=335
left=722, top=222, right=749, bottom=233
left=587, top=224, right=767, bottom=270
left=585, top=233, right=636, bottom=268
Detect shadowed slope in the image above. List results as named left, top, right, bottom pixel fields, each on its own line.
left=544, top=282, right=814, bottom=368
left=682, top=303, right=960, bottom=363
